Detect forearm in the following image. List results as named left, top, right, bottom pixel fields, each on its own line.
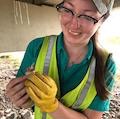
left=50, top=102, right=88, bottom=119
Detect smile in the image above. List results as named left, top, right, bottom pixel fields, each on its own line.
left=68, top=30, right=81, bottom=35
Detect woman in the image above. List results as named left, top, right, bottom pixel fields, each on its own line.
left=6, top=0, right=116, bottom=119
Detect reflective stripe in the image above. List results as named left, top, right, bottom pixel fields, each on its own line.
left=42, top=113, right=47, bottom=119
left=43, top=36, right=56, bottom=74
left=72, top=57, right=96, bottom=109
left=42, top=36, right=56, bottom=119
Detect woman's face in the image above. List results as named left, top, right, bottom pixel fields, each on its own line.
left=59, top=0, right=103, bottom=46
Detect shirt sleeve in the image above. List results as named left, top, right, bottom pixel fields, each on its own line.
left=16, top=38, right=43, bottom=77
left=88, top=54, right=116, bottom=111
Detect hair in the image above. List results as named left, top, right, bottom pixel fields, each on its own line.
left=92, top=11, right=111, bottom=100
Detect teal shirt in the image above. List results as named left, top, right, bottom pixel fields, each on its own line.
left=17, top=32, right=116, bottom=112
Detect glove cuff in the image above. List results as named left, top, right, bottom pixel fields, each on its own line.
left=40, top=99, right=58, bottom=113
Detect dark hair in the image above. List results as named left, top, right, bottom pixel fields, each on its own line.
left=92, top=11, right=111, bottom=100
left=92, top=36, right=109, bottom=100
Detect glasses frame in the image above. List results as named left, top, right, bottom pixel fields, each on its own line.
left=56, top=2, right=104, bottom=25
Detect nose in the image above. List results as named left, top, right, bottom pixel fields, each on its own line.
left=70, top=16, right=79, bottom=29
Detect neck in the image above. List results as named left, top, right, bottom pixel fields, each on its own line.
left=64, top=40, right=88, bottom=66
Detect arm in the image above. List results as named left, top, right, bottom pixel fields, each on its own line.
left=50, top=102, right=103, bottom=119
left=105, top=54, right=116, bottom=91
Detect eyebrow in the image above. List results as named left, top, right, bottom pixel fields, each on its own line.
left=83, top=9, right=97, bottom=13
left=64, top=1, right=74, bottom=7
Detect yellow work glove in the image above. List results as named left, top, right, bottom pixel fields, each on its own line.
left=25, top=72, right=58, bottom=112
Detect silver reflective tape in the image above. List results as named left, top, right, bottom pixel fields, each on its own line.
left=72, top=57, right=96, bottom=109
left=42, top=36, right=56, bottom=119
left=43, top=36, right=56, bottom=74
left=42, top=112, right=47, bottom=119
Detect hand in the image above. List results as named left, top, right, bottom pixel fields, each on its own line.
left=6, top=76, right=34, bottom=109
left=25, top=72, right=58, bottom=112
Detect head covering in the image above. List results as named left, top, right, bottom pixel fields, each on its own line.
left=57, top=0, right=114, bottom=15
left=92, top=0, right=114, bottom=15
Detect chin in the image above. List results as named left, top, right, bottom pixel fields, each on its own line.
left=65, top=35, right=82, bottom=45
left=64, top=32, right=89, bottom=46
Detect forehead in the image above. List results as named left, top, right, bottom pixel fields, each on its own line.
left=64, top=0, right=98, bottom=12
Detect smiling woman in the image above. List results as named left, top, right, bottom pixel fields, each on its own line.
left=5, top=0, right=117, bottom=119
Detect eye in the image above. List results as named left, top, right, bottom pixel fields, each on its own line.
left=79, top=15, right=98, bottom=24
left=64, top=8, right=71, bottom=13
left=61, top=7, right=73, bottom=14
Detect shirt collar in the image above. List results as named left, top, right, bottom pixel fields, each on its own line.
left=57, top=32, right=65, bottom=54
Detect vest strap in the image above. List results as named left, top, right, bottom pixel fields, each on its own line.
left=35, top=35, right=57, bottom=119
left=43, top=35, right=56, bottom=74
left=42, top=36, right=56, bottom=119
left=72, top=57, right=96, bottom=109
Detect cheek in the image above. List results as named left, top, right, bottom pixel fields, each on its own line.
left=84, top=25, right=100, bottom=36
left=60, top=16, right=69, bottom=28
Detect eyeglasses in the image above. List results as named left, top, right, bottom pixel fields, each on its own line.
left=56, top=3, right=103, bottom=26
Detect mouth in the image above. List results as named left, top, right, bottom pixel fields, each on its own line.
left=68, top=29, right=81, bottom=36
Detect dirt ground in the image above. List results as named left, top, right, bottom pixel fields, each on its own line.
left=0, top=55, right=120, bottom=119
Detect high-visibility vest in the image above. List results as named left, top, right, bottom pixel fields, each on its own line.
left=34, top=35, right=97, bottom=119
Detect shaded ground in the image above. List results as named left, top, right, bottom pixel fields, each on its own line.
left=0, top=55, right=120, bottom=119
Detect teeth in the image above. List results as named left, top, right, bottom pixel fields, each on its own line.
left=68, top=30, right=80, bottom=35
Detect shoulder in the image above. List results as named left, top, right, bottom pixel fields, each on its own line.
left=27, top=37, right=44, bottom=50
left=100, top=50, right=116, bottom=82
left=105, top=54, right=116, bottom=75
left=27, top=35, right=58, bottom=49
left=102, top=50, right=116, bottom=74
left=16, top=37, right=44, bottom=77
left=105, top=54, right=116, bottom=91
left=25, top=37, right=47, bottom=57
left=25, top=35, right=59, bottom=58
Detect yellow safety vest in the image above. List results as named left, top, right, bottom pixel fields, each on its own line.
left=34, top=36, right=97, bottom=119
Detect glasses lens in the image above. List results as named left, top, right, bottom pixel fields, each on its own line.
left=78, top=15, right=98, bottom=25
left=57, top=6, right=73, bottom=19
